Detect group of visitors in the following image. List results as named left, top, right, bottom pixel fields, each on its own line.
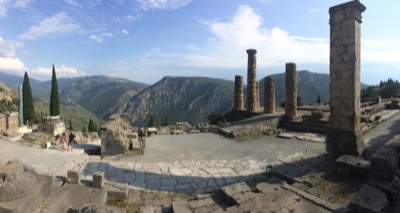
left=59, top=132, right=76, bottom=151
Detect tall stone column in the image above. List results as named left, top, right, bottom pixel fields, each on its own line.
left=285, top=63, right=297, bottom=119
left=264, top=77, right=275, bottom=114
left=234, top=75, right=244, bottom=110
left=246, top=49, right=259, bottom=112
left=326, top=1, right=366, bottom=158
left=18, top=85, right=23, bottom=127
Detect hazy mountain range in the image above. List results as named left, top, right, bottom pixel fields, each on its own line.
left=0, top=71, right=367, bottom=126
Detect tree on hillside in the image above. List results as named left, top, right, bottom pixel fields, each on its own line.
left=69, top=117, right=73, bottom=131
left=148, top=114, right=155, bottom=127
left=22, top=71, right=35, bottom=125
left=315, top=94, right=321, bottom=105
left=162, top=116, right=170, bottom=126
left=50, top=64, right=60, bottom=116
left=88, top=118, right=95, bottom=132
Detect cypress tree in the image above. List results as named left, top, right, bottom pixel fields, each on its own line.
left=50, top=64, right=60, bottom=116
left=69, top=117, right=73, bottom=130
left=22, top=71, right=35, bottom=125
left=88, top=118, right=95, bottom=132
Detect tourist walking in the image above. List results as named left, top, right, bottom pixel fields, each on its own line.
left=60, top=132, right=67, bottom=151
left=68, top=132, right=76, bottom=151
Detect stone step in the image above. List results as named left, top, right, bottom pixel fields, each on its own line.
left=36, top=187, right=71, bottom=213
left=172, top=195, right=228, bottom=213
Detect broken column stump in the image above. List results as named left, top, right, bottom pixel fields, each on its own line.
left=67, top=170, right=81, bottom=184
left=93, top=171, right=105, bottom=188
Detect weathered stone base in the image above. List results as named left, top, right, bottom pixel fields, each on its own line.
left=0, top=175, right=52, bottom=213
left=326, top=129, right=364, bottom=158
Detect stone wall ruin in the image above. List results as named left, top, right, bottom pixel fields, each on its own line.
left=101, top=113, right=141, bottom=156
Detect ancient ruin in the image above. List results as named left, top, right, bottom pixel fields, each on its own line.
left=264, top=77, right=275, bottom=114
left=233, top=75, right=244, bottom=110
left=37, top=115, right=66, bottom=136
left=326, top=0, right=366, bottom=158
left=0, top=112, right=18, bottom=134
left=246, top=49, right=259, bottom=112
left=284, top=63, right=298, bottom=120
left=101, top=113, right=141, bottom=156
left=0, top=159, right=55, bottom=212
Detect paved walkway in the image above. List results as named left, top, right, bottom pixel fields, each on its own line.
left=0, top=133, right=325, bottom=194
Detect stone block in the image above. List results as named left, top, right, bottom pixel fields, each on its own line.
left=220, top=182, right=250, bottom=205
left=67, top=170, right=80, bottom=184
left=368, top=177, right=400, bottom=206
left=93, top=171, right=104, bottom=188
left=371, top=147, right=399, bottom=181
left=386, top=137, right=400, bottom=154
left=350, top=184, right=390, bottom=213
left=41, top=187, right=71, bottom=213
left=107, top=188, right=128, bottom=200
left=336, top=155, right=370, bottom=177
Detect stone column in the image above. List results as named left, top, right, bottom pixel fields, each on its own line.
left=18, top=85, right=23, bottom=127
left=246, top=49, right=259, bottom=112
left=326, top=1, right=366, bottom=158
left=285, top=63, right=297, bottom=119
left=264, top=77, right=275, bottom=114
left=234, top=75, right=244, bottom=110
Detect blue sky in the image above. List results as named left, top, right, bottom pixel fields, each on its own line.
left=0, top=0, right=399, bottom=85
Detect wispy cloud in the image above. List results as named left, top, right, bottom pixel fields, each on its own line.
left=177, top=5, right=328, bottom=68
left=89, top=32, right=113, bottom=42
left=31, top=65, right=86, bottom=78
left=136, top=0, right=191, bottom=11
left=308, top=8, right=324, bottom=13
left=19, top=12, right=80, bottom=40
left=0, top=0, right=35, bottom=18
left=65, top=0, right=78, bottom=7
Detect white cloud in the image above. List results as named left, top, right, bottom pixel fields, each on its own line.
left=0, top=57, right=25, bottom=73
left=89, top=32, right=113, bottom=42
left=121, top=29, right=129, bottom=34
left=308, top=8, right=324, bottom=13
left=0, top=37, right=26, bottom=73
left=89, top=35, right=102, bottom=42
left=65, top=0, right=78, bottom=6
left=0, top=0, right=35, bottom=18
left=31, top=65, right=86, bottom=78
left=177, top=5, right=329, bottom=69
left=13, top=0, right=34, bottom=8
left=122, top=15, right=141, bottom=22
left=362, top=39, right=400, bottom=64
left=136, top=0, right=191, bottom=11
left=19, top=12, right=80, bottom=40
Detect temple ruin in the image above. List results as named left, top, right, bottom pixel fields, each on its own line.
left=264, top=77, right=275, bottom=114
left=101, top=113, right=141, bottom=157
left=284, top=63, right=298, bottom=120
left=326, top=0, right=366, bottom=158
left=37, top=115, right=66, bottom=136
left=246, top=49, right=259, bottom=112
left=233, top=75, right=244, bottom=111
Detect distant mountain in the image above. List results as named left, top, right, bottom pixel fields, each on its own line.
left=113, top=76, right=234, bottom=126
left=38, top=76, right=148, bottom=118
left=0, top=71, right=370, bottom=126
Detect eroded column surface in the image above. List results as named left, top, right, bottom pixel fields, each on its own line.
left=285, top=63, right=297, bottom=119
left=246, top=49, right=259, bottom=112
left=326, top=0, right=366, bottom=158
left=264, top=77, right=275, bottom=114
left=234, top=75, right=244, bottom=110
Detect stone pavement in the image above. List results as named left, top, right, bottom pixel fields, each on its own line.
left=0, top=133, right=323, bottom=195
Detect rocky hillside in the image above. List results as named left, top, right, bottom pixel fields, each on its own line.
left=0, top=80, right=17, bottom=112
left=113, top=76, right=234, bottom=126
